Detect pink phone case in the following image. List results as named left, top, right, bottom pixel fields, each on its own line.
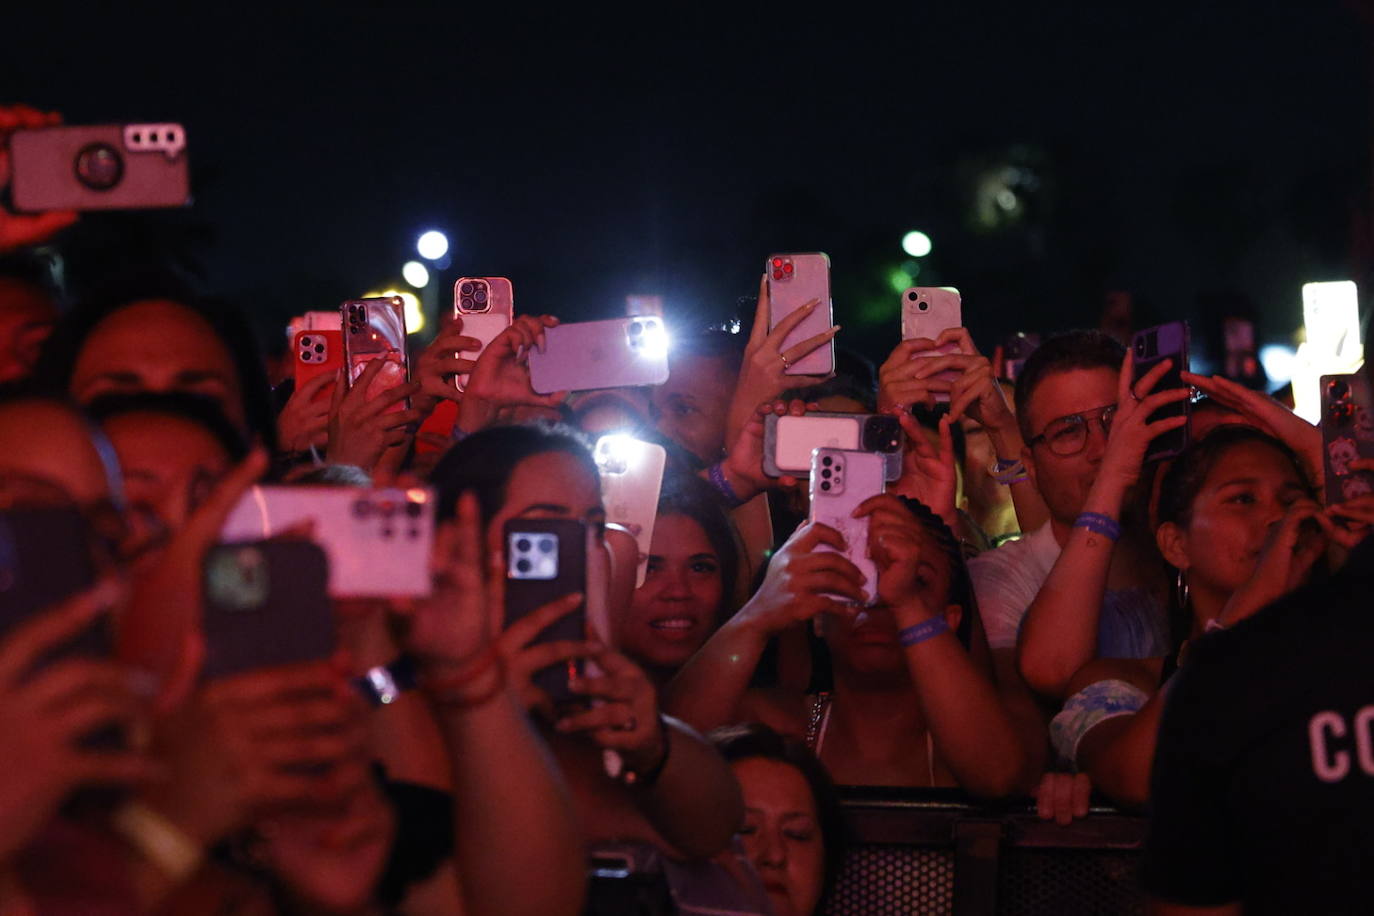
left=594, top=435, right=667, bottom=587
left=808, top=448, right=885, bottom=605
left=527, top=316, right=670, bottom=394
left=220, top=486, right=435, bottom=598
left=900, top=288, right=963, bottom=403
left=767, top=253, right=835, bottom=377
left=9, top=123, right=190, bottom=212
left=343, top=297, right=410, bottom=411
left=453, top=277, right=514, bottom=389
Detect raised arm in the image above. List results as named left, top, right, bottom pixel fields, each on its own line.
left=1016, top=355, right=1188, bottom=697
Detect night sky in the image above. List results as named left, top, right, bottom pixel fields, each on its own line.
left=6, top=3, right=1370, bottom=368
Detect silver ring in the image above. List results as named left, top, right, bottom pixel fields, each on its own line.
left=780, top=353, right=792, bottom=370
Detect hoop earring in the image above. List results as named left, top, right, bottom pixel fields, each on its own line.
left=1175, top=569, right=1190, bottom=609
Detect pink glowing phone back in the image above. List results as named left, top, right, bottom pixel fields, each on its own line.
left=767, top=252, right=834, bottom=376
left=528, top=316, right=670, bottom=394
left=453, top=278, right=514, bottom=388
left=808, top=448, right=885, bottom=605
left=594, top=435, right=667, bottom=587
left=342, top=297, right=410, bottom=410
left=901, top=287, right=963, bottom=402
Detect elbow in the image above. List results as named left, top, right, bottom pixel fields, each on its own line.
left=1016, top=645, right=1073, bottom=699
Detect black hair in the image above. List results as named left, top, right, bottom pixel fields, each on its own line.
left=1157, top=424, right=1311, bottom=532
left=653, top=472, right=744, bottom=626
left=709, top=722, right=848, bottom=912
left=1012, top=330, right=1125, bottom=441
left=31, top=268, right=277, bottom=450
left=896, top=496, right=976, bottom=649
left=0, top=250, right=63, bottom=307
left=909, top=403, right=969, bottom=468
left=669, top=328, right=747, bottom=372
left=429, top=421, right=597, bottom=525
left=84, top=391, right=249, bottom=464
left=779, top=346, right=878, bottom=413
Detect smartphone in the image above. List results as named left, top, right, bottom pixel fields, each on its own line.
left=220, top=486, right=435, bottom=598
left=292, top=329, right=343, bottom=403
left=201, top=540, right=334, bottom=681
left=900, top=288, right=963, bottom=403
left=342, top=297, right=409, bottom=411
left=528, top=316, right=670, bottom=394
left=593, top=435, right=667, bottom=587
left=808, top=449, right=884, bottom=606
left=453, top=277, right=514, bottom=389
left=1321, top=373, right=1374, bottom=505
left=8, top=123, right=190, bottom=212
left=1002, top=332, right=1041, bottom=382
left=304, top=310, right=342, bottom=331
left=766, top=253, right=834, bottom=377
left=1130, top=321, right=1191, bottom=462
left=764, top=412, right=904, bottom=481
left=0, top=507, right=105, bottom=655
left=504, top=519, right=588, bottom=707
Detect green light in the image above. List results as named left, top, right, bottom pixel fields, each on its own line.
left=888, top=267, right=914, bottom=295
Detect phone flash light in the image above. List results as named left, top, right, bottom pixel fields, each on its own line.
left=637, top=322, right=670, bottom=361
left=595, top=434, right=638, bottom=475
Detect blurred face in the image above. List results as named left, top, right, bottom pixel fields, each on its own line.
left=486, top=450, right=605, bottom=547
left=1022, top=367, right=1118, bottom=525
left=0, top=278, right=58, bottom=384
left=70, top=300, right=246, bottom=428
left=1160, top=441, right=1310, bottom=600
left=651, top=352, right=734, bottom=463
left=0, top=401, right=113, bottom=506
left=734, top=757, right=826, bottom=916
left=103, top=412, right=233, bottom=564
left=617, top=514, right=723, bottom=670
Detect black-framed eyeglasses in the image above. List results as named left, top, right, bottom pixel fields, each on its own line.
left=1027, top=404, right=1117, bottom=457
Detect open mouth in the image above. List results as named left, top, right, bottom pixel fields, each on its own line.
left=648, top=616, right=699, bottom=640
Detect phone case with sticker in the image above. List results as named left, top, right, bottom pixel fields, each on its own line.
left=1321, top=372, right=1374, bottom=505
left=808, top=448, right=885, bottom=606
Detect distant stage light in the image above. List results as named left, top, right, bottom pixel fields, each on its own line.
left=402, top=261, right=430, bottom=288
left=416, top=230, right=449, bottom=261
left=1258, top=344, right=1296, bottom=386
left=901, top=231, right=933, bottom=258
left=368, top=288, right=425, bottom=335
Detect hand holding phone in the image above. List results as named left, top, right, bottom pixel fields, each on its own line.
left=1129, top=321, right=1191, bottom=462
left=1321, top=373, right=1374, bottom=505
left=766, top=253, right=836, bottom=377
left=453, top=277, right=514, bottom=390
left=342, top=298, right=410, bottom=411
left=809, top=448, right=885, bottom=605
left=528, top=316, right=670, bottom=394
left=764, top=411, right=903, bottom=481
left=900, top=288, right=963, bottom=403
left=594, top=435, right=667, bottom=587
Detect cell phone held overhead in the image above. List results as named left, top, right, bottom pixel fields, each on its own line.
left=342, top=297, right=410, bottom=410
left=766, top=253, right=835, bottom=377
left=527, top=316, right=670, bottom=394
left=808, top=448, right=885, bottom=606
left=900, top=287, right=963, bottom=403
left=1130, top=321, right=1191, bottom=462
left=504, top=519, right=589, bottom=708
left=1321, top=372, right=1374, bottom=505
left=8, top=123, right=191, bottom=212
left=453, top=277, right=514, bottom=389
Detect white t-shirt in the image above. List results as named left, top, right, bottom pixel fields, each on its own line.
left=968, top=523, right=1060, bottom=651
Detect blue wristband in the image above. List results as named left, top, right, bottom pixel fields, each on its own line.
left=898, top=617, right=950, bottom=647
left=1074, top=512, right=1121, bottom=542
left=708, top=462, right=747, bottom=508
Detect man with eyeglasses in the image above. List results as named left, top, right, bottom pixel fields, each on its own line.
left=968, top=330, right=1187, bottom=721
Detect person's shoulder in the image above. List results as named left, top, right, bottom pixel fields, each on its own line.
left=970, top=523, right=1056, bottom=580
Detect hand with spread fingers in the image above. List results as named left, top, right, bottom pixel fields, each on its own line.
left=458, top=315, right=568, bottom=433
left=891, top=411, right=958, bottom=530
left=725, top=274, right=840, bottom=447
left=1092, top=352, right=1192, bottom=498
left=557, top=648, right=669, bottom=773
left=737, top=520, right=867, bottom=634
left=1217, top=498, right=1328, bottom=628
left=412, top=317, right=485, bottom=418
left=0, top=105, right=78, bottom=252
left=327, top=360, right=423, bottom=472
left=1182, top=370, right=1324, bottom=490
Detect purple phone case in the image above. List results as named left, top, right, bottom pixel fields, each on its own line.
left=9, top=124, right=190, bottom=212
left=768, top=253, right=835, bottom=377
left=528, top=316, right=670, bottom=394
left=808, top=448, right=885, bottom=605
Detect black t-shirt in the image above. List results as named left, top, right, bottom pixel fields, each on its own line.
left=1142, top=536, right=1374, bottom=914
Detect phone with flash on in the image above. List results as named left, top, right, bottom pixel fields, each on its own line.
left=594, top=434, right=667, bottom=587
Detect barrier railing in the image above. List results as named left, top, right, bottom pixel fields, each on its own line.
left=826, top=788, right=1147, bottom=916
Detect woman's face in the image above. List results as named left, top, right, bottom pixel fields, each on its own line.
left=617, top=513, right=723, bottom=671
left=70, top=300, right=246, bottom=428
left=485, top=450, right=605, bottom=548
left=734, top=757, right=826, bottom=916
left=1165, top=441, right=1310, bottom=597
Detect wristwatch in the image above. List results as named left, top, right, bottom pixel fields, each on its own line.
left=353, top=655, right=419, bottom=706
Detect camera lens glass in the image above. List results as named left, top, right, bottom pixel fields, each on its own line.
left=460, top=296, right=474, bottom=309
left=907, top=290, right=918, bottom=301
left=820, top=481, right=831, bottom=492
left=821, top=468, right=831, bottom=479
left=74, top=142, right=124, bottom=191
left=538, top=537, right=556, bottom=554
left=821, top=456, right=832, bottom=466
left=515, top=538, right=531, bottom=553
left=516, top=558, right=532, bottom=574
left=460, top=283, right=473, bottom=296
left=629, top=322, right=643, bottom=336
left=1330, top=380, right=1351, bottom=401
left=918, top=300, right=929, bottom=311
left=474, top=287, right=488, bottom=304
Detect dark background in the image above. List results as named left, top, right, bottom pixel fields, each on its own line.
left=5, top=3, right=1371, bottom=371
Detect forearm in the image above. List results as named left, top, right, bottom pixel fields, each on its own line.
left=661, top=615, right=770, bottom=732
left=436, top=688, right=585, bottom=916
left=632, top=718, right=744, bottom=860
left=1017, top=489, right=1124, bottom=696
left=990, top=650, right=1052, bottom=792
left=987, top=426, right=1048, bottom=533
left=902, top=623, right=1027, bottom=797
left=1078, top=690, right=1166, bottom=810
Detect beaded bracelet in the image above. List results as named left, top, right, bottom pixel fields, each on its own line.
left=1074, top=512, right=1121, bottom=542
left=707, top=462, right=748, bottom=508
left=898, top=616, right=950, bottom=647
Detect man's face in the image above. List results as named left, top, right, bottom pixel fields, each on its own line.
left=1022, top=367, right=1118, bottom=524
left=0, top=278, right=58, bottom=384
left=650, top=352, right=735, bottom=464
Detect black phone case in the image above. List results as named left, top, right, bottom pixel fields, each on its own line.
left=503, top=518, right=587, bottom=707
left=1130, top=321, right=1190, bottom=462
left=201, top=540, right=335, bottom=680
left=0, top=507, right=107, bottom=663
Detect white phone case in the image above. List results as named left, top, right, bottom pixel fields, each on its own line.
left=221, top=486, right=434, bottom=598
left=768, top=415, right=862, bottom=476
left=453, top=277, right=514, bottom=388
left=594, top=435, right=667, bottom=587
left=528, top=316, right=670, bottom=393
left=767, top=252, right=834, bottom=377
left=808, top=448, right=885, bottom=606
left=900, top=287, right=963, bottom=403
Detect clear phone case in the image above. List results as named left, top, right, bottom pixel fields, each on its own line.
left=808, top=448, right=886, bottom=606
left=594, top=435, right=667, bottom=587
left=767, top=252, right=834, bottom=377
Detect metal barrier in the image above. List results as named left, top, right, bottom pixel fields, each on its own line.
left=825, top=788, right=1147, bottom=916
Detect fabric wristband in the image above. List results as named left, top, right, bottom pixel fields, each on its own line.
left=898, top=616, right=950, bottom=647
left=353, top=655, right=419, bottom=707
left=1074, top=512, right=1121, bottom=542
left=707, top=462, right=748, bottom=508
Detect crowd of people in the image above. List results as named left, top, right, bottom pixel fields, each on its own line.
left=2, top=102, right=1374, bottom=915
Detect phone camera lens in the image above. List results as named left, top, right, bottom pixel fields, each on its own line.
left=74, top=142, right=124, bottom=191
left=822, top=456, right=833, bottom=466
left=515, top=538, right=531, bottom=553
left=474, top=288, right=488, bottom=304
left=918, top=301, right=929, bottom=311
left=821, top=468, right=831, bottom=479
left=460, top=296, right=474, bottom=309
left=1330, top=380, right=1351, bottom=401
left=538, top=537, right=556, bottom=554
left=516, top=558, right=532, bottom=574
left=820, top=481, right=831, bottom=492
left=460, top=283, right=473, bottom=296
left=314, top=344, right=324, bottom=354
left=907, top=290, right=918, bottom=301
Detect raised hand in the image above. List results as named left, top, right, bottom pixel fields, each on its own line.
left=276, top=371, right=334, bottom=455
left=1182, top=370, right=1324, bottom=490
left=1092, top=352, right=1191, bottom=497
left=1216, top=498, right=1327, bottom=627
left=327, top=359, right=422, bottom=471
left=1036, top=771, right=1092, bottom=827
left=891, top=412, right=958, bottom=529
left=0, top=581, right=157, bottom=861
left=557, top=648, right=669, bottom=773
left=736, top=521, right=866, bottom=635
left=412, top=318, right=484, bottom=418
left=0, top=105, right=78, bottom=252
left=878, top=338, right=954, bottom=413
left=458, top=315, right=567, bottom=433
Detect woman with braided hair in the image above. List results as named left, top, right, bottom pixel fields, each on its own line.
left=664, top=494, right=1027, bottom=796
